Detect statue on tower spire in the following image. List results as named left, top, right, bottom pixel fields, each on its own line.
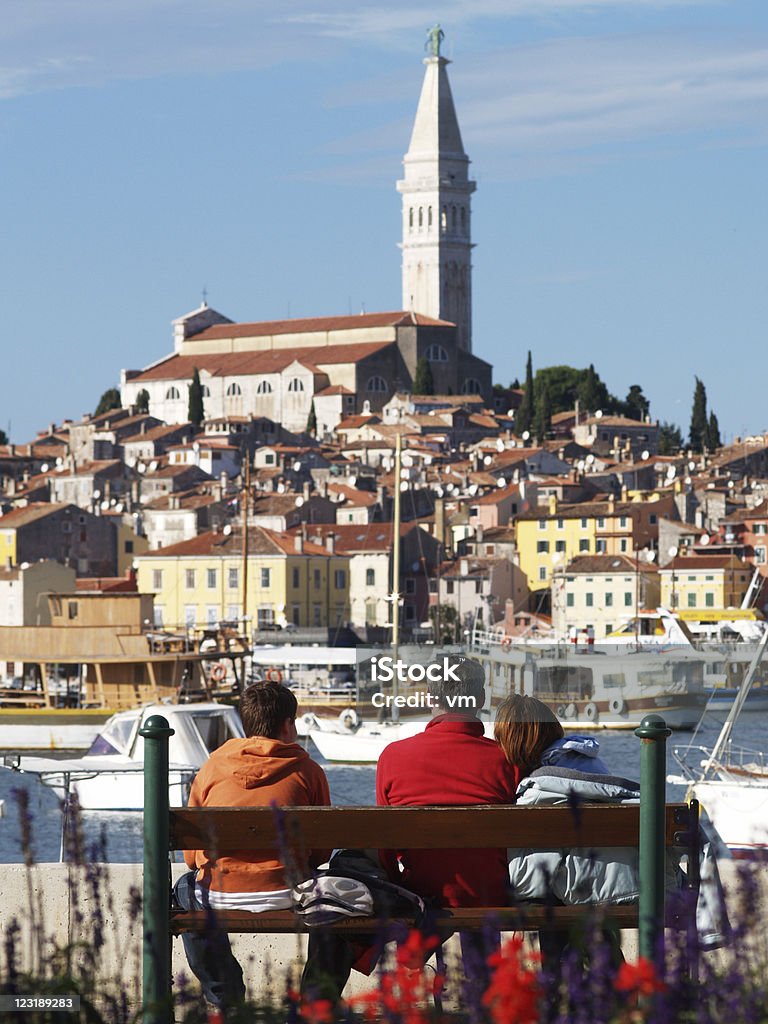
left=425, top=24, right=444, bottom=57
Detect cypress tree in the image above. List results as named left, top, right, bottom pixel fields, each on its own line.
left=515, top=351, right=534, bottom=437
left=188, top=368, right=205, bottom=426
left=136, top=388, right=150, bottom=414
left=578, top=363, right=604, bottom=415
left=307, top=400, right=318, bottom=436
left=707, top=411, right=722, bottom=451
left=532, top=382, right=552, bottom=443
left=413, top=357, right=435, bottom=395
left=689, top=377, right=708, bottom=452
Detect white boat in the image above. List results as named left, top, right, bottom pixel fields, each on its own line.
left=474, top=638, right=710, bottom=730
left=307, top=717, right=430, bottom=762
left=1, top=701, right=244, bottom=810
left=671, top=630, right=768, bottom=857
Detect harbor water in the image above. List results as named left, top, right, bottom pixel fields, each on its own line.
left=0, top=712, right=753, bottom=864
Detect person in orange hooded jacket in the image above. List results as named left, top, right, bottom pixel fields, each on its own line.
left=174, top=680, right=330, bottom=1013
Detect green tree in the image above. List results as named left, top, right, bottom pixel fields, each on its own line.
left=689, top=377, right=708, bottom=452
left=306, top=400, right=317, bottom=436
left=624, top=384, right=650, bottom=422
left=0, top=428, right=7, bottom=445
left=188, top=368, right=205, bottom=426
left=659, top=421, right=683, bottom=455
left=430, top=602, right=460, bottom=644
left=94, top=387, right=122, bottom=417
left=534, top=366, right=584, bottom=414
left=413, top=357, right=435, bottom=395
left=135, top=389, right=150, bottom=414
left=707, top=411, right=722, bottom=450
left=577, top=363, right=611, bottom=415
left=532, top=381, right=552, bottom=443
left=515, top=351, right=534, bottom=437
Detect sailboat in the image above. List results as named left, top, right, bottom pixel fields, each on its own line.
left=670, top=628, right=768, bottom=857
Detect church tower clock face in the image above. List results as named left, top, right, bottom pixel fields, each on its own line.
left=397, top=27, right=476, bottom=353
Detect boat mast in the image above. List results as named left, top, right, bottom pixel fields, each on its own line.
left=391, top=432, right=402, bottom=720
left=242, top=458, right=250, bottom=635
left=701, top=626, right=768, bottom=779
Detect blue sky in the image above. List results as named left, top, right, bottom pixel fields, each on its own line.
left=1, top=0, right=766, bottom=444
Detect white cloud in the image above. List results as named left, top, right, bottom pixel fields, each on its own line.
left=280, top=0, right=712, bottom=40
left=457, top=34, right=768, bottom=161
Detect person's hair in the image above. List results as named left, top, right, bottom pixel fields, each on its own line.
left=427, top=655, right=486, bottom=715
left=239, top=681, right=298, bottom=739
left=493, top=694, right=564, bottom=775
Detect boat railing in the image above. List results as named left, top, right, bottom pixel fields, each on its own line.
left=672, top=741, right=768, bottom=783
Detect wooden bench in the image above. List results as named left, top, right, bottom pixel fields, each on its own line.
left=140, top=715, right=700, bottom=1024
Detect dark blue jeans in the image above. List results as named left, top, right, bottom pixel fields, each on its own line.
left=172, top=871, right=246, bottom=1010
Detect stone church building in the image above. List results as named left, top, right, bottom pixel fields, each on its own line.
left=121, top=37, right=491, bottom=436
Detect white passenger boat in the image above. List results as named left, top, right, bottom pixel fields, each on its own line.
left=671, top=630, right=768, bottom=857
left=1, top=702, right=244, bottom=810
left=473, top=638, right=710, bottom=731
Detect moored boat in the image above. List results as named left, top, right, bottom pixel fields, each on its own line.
left=474, top=638, right=710, bottom=731
left=1, top=701, right=244, bottom=810
left=670, top=630, right=768, bottom=857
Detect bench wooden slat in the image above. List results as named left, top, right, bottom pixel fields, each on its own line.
left=171, top=904, right=643, bottom=935
left=169, top=803, right=691, bottom=852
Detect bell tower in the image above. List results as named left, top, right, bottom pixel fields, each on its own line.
left=397, top=26, right=476, bottom=352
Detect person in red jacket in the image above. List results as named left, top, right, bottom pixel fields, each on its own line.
left=174, top=681, right=330, bottom=1013
left=376, top=657, right=520, bottom=908
left=301, top=656, right=521, bottom=1005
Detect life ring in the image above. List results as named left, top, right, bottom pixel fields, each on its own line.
left=608, top=697, right=626, bottom=715
left=501, top=636, right=512, bottom=649
left=265, top=668, right=283, bottom=683
left=298, top=712, right=318, bottom=734
left=556, top=704, right=567, bottom=719
left=584, top=701, right=599, bottom=723
left=565, top=702, right=577, bottom=720
left=338, top=708, right=359, bottom=731
left=210, top=663, right=227, bottom=683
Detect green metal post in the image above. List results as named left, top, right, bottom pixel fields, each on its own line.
left=635, top=713, right=671, bottom=963
left=141, top=715, right=174, bottom=1024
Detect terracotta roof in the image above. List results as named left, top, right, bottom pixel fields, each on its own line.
left=143, top=489, right=223, bottom=512
left=144, top=463, right=211, bottom=479
left=315, top=385, right=355, bottom=397
left=336, top=415, right=380, bottom=430
left=146, top=526, right=332, bottom=558
left=121, top=424, right=193, bottom=444
left=328, top=484, right=378, bottom=506
left=472, top=483, right=520, bottom=506
left=407, top=394, right=484, bottom=406
left=584, top=415, right=658, bottom=428
left=189, top=311, right=452, bottom=341
left=54, top=459, right=125, bottom=476
left=287, top=522, right=421, bottom=553
left=0, top=502, right=72, bottom=527
left=662, top=554, right=750, bottom=571
left=514, top=499, right=662, bottom=522
left=560, top=555, right=656, bottom=574
left=130, top=342, right=395, bottom=383
left=721, top=500, right=768, bottom=523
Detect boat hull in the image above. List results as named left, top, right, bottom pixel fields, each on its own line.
left=692, top=779, right=768, bottom=857
left=0, top=708, right=111, bottom=751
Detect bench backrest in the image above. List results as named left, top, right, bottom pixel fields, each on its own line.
left=169, top=803, right=696, bottom=853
